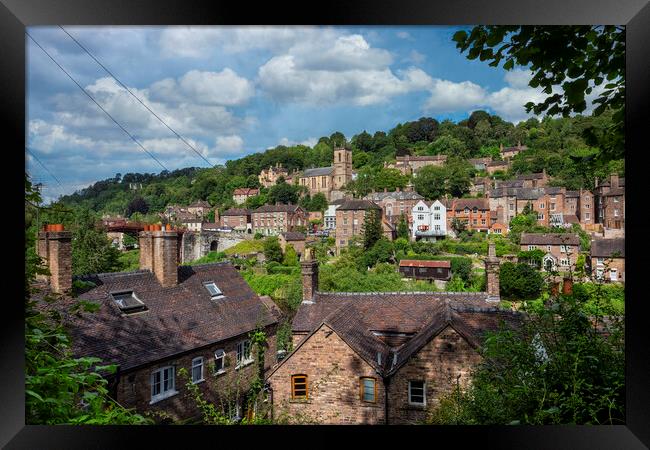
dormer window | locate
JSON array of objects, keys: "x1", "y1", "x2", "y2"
[
  {"x1": 204, "y1": 282, "x2": 224, "y2": 299},
  {"x1": 111, "y1": 291, "x2": 147, "y2": 314}
]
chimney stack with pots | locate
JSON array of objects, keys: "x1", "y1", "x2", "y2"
[
  {"x1": 610, "y1": 173, "x2": 619, "y2": 189},
  {"x1": 138, "y1": 224, "x2": 179, "y2": 287},
  {"x1": 37, "y1": 224, "x2": 72, "y2": 294},
  {"x1": 484, "y1": 242, "x2": 500, "y2": 302},
  {"x1": 300, "y1": 248, "x2": 318, "y2": 304}
]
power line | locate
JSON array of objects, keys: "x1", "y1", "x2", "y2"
[
  {"x1": 26, "y1": 32, "x2": 169, "y2": 172},
  {"x1": 26, "y1": 147, "x2": 63, "y2": 187},
  {"x1": 59, "y1": 26, "x2": 215, "y2": 168}
]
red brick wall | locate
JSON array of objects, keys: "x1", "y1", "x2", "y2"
[
  {"x1": 387, "y1": 326, "x2": 481, "y2": 424},
  {"x1": 268, "y1": 325, "x2": 385, "y2": 424},
  {"x1": 115, "y1": 324, "x2": 277, "y2": 422}
]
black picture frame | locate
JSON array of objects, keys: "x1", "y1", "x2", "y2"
[{"x1": 4, "y1": 0, "x2": 649, "y2": 448}]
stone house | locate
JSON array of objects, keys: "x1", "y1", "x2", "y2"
[
  {"x1": 517, "y1": 170, "x2": 548, "y2": 188},
  {"x1": 232, "y1": 188, "x2": 259, "y2": 205},
  {"x1": 34, "y1": 226, "x2": 281, "y2": 422},
  {"x1": 259, "y1": 163, "x2": 290, "y2": 188},
  {"x1": 499, "y1": 142, "x2": 527, "y2": 160},
  {"x1": 468, "y1": 157, "x2": 492, "y2": 171},
  {"x1": 411, "y1": 200, "x2": 447, "y2": 241},
  {"x1": 220, "y1": 208, "x2": 252, "y2": 233},
  {"x1": 486, "y1": 160, "x2": 510, "y2": 175},
  {"x1": 334, "y1": 199, "x2": 382, "y2": 253},
  {"x1": 297, "y1": 148, "x2": 353, "y2": 201},
  {"x1": 590, "y1": 238, "x2": 625, "y2": 283},
  {"x1": 187, "y1": 200, "x2": 212, "y2": 218},
  {"x1": 279, "y1": 231, "x2": 306, "y2": 259},
  {"x1": 386, "y1": 154, "x2": 447, "y2": 177},
  {"x1": 519, "y1": 233, "x2": 581, "y2": 272},
  {"x1": 594, "y1": 174, "x2": 625, "y2": 230},
  {"x1": 364, "y1": 187, "x2": 424, "y2": 227},
  {"x1": 265, "y1": 244, "x2": 520, "y2": 424},
  {"x1": 445, "y1": 198, "x2": 491, "y2": 233},
  {"x1": 252, "y1": 204, "x2": 307, "y2": 236}
]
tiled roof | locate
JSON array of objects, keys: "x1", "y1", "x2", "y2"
[
  {"x1": 591, "y1": 238, "x2": 625, "y2": 258},
  {"x1": 563, "y1": 214, "x2": 579, "y2": 224},
  {"x1": 280, "y1": 231, "x2": 306, "y2": 241},
  {"x1": 565, "y1": 190, "x2": 580, "y2": 198},
  {"x1": 517, "y1": 172, "x2": 545, "y2": 180},
  {"x1": 254, "y1": 204, "x2": 304, "y2": 213},
  {"x1": 337, "y1": 199, "x2": 382, "y2": 211},
  {"x1": 222, "y1": 208, "x2": 251, "y2": 216},
  {"x1": 487, "y1": 160, "x2": 509, "y2": 167},
  {"x1": 48, "y1": 263, "x2": 280, "y2": 372},
  {"x1": 364, "y1": 191, "x2": 424, "y2": 201},
  {"x1": 233, "y1": 188, "x2": 259, "y2": 196},
  {"x1": 329, "y1": 198, "x2": 348, "y2": 206},
  {"x1": 399, "y1": 260, "x2": 451, "y2": 268},
  {"x1": 397, "y1": 155, "x2": 447, "y2": 162},
  {"x1": 188, "y1": 200, "x2": 211, "y2": 208},
  {"x1": 302, "y1": 166, "x2": 333, "y2": 177},
  {"x1": 451, "y1": 198, "x2": 489, "y2": 211},
  {"x1": 602, "y1": 188, "x2": 625, "y2": 197},
  {"x1": 520, "y1": 233, "x2": 580, "y2": 246},
  {"x1": 287, "y1": 292, "x2": 522, "y2": 377}
]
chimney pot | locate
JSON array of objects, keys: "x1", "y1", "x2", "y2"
[{"x1": 38, "y1": 229, "x2": 73, "y2": 294}]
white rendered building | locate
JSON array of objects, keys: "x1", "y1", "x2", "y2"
[{"x1": 411, "y1": 200, "x2": 447, "y2": 241}]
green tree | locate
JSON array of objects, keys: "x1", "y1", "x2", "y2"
[
  {"x1": 396, "y1": 214, "x2": 410, "y2": 240},
  {"x1": 263, "y1": 237, "x2": 283, "y2": 264},
  {"x1": 452, "y1": 26, "x2": 624, "y2": 162},
  {"x1": 268, "y1": 180, "x2": 300, "y2": 205},
  {"x1": 499, "y1": 262, "x2": 544, "y2": 300},
  {"x1": 362, "y1": 209, "x2": 383, "y2": 250},
  {"x1": 72, "y1": 210, "x2": 122, "y2": 276},
  {"x1": 283, "y1": 244, "x2": 299, "y2": 267},
  {"x1": 413, "y1": 165, "x2": 447, "y2": 200}
]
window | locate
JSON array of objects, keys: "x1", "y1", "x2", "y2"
[
  {"x1": 539, "y1": 203, "x2": 545, "y2": 209},
  {"x1": 408, "y1": 380, "x2": 426, "y2": 406},
  {"x1": 610, "y1": 268, "x2": 618, "y2": 281},
  {"x1": 236, "y1": 340, "x2": 253, "y2": 367},
  {"x1": 360, "y1": 377, "x2": 377, "y2": 403},
  {"x1": 464, "y1": 207, "x2": 469, "y2": 214},
  {"x1": 547, "y1": 245, "x2": 551, "y2": 252},
  {"x1": 560, "y1": 245, "x2": 566, "y2": 252},
  {"x1": 204, "y1": 282, "x2": 224, "y2": 299},
  {"x1": 291, "y1": 374, "x2": 308, "y2": 399},
  {"x1": 151, "y1": 366, "x2": 176, "y2": 403},
  {"x1": 473, "y1": 207, "x2": 478, "y2": 214},
  {"x1": 417, "y1": 206, "x2": 424, "y2": 211},
  {"x1": 550, "y1": 203, "x2": 556, "y2": 211},
  {"x1": 481, "y1": 219, "x2": 486, "y2": 225},
  {"x1": 585, "y1": 212, "x2": 591, "y2": 220},
  {"x1": 435, "y1": 225, "x2": 441, "y2": 231},
  {"x1": 596, "y1": 258, "x2": 604, "y2": 266},
  {"x1": 111, "y1": 291, "x2": 147, "y2": 314},
  {"x1": 434, "y1": 206, "x2": 440, "y2": 211},
  {"x1": 214, "y1": 349, "x2": 225, "y2": 374},
  {"x1": 528, "y1": 245, "x2": 537, "y2": 251},
  {"x1": 560, "y1": 259, "x2": 570, "y2": 266},
  {"x1": 509, "y1": 204, "x2": 514, "y2": 211},
  {"x1": 434, "y1": 213, "x2": 441, "y2": 221},
  {"x1": 614, "y1": 209, "x2": 619, "y2": 217},
  {"x1": 417, "y1": 214, "x2": 424, "y2": 220},
  {"x1": 191, "y1": 357, "x2": 204, "y2": 383},
  {"x1": 585, "y1": 204, "x2": 591, "y2": 208},
  {"x1": 538, "y1": 213, "x2": 544, "y2": 220},
  {"x1": 472, "y1": 219, "x2": 477, "y2": 225},
  {"x1": 613, "y1": 197, "x2": 619, "y2": 203}
]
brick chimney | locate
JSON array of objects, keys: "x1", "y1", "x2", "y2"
[
  {"x1": 139, "y1": 226, "x2": 179, "y2": 287},
  {"x1": 300, "y1": 249, "x2": 318, "y2": 304},
  {"x1": 610, "y1": 173, "x2": 619, "y2": 189},
  {"x1": 37, "y1": 225, "x2": 72, "y2": 294},
  {"x1": 484, "y1": 242, "x2": 500, "y2": 302}
]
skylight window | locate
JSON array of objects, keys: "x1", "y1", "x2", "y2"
[
  {"x1": 204, "y1": 282, "x2": 224, "y2": 299},
  {"x1": 111, "y1": 291, "x2": 147, "y2": 314}
]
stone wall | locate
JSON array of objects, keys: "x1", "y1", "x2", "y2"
[
  {"x1": 387, "y1": 326, "x2": 481, "y2": 424},
  {"x1": 268, "y1": 325, "x2": 386, "y2": 424}
]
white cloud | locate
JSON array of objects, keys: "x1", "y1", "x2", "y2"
[
  {"x1": 396, "y1": 31, "x2": 412, "y2": 40},
  {"x1": 150, "y1": 69, "x2": 254, "y2": 106},
  {"x1": 213, "y1": 135, "x2": 245, "y2": 155},
  {"x1": 275, "y1": 136, "x2": 318, "y2": 148},
  {"x1": 422, "y1": 79, "x2": 487, "y2": 113},
  {"x1": 404, "y1": 49, "x2": 426, "y2": 64}
]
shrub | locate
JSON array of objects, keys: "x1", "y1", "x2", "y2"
[{"x1": 499, "y1": 262, "x2": 544, "y2": 300}]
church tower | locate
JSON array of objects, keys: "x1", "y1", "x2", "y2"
[{"x1": 332, "y1": 147, "x2": 352, "y2": 190}]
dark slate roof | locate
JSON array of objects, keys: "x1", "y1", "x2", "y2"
[
  {"x1": 399, "y1": 260, "x2": 451, "y2": 268},
  {"x1": 596, "y1": 178, "x2": 625, "y2": 188},
  {"x1": 516, "y1": 188, "x2": 546, "y2": 200},
  {"x1": 545, "y1": 186, "x2": 565, "y2": 195},
  {"x1": 337, "y1": 199, "x2": 382, "y2": 211},
  {"x1": 520, "y1": 233, "x2": 580, "y2": 246},
  {"x1": 188, "y1": 200, "x2": 211, "y2": 208},
  {"x1": 281, "y1": 231, "x2": 306, "y2": 241},
  {"x1": 397, "y1": 155, "x2": 447, "y2": 161},
  {"x1": 517, "y1": 172, "x2": 545, "y2": 180},
  {"x1": 302, "y1": 166, "x2": 333, "y2": 177},
  {"x1": 487, "y1": 160, "x2": 509, "y2": 167},
  {"x1": 222, "y1": 208, "x2": 251, "y2": 216},
  {"x1": 329, "y1": 198, "x2": 348, "y2": 206},
  {"x1": 591, "y1": 238, "x2": 625, "y2": 258},
  {"x1": 254, "y1": 204, "x2": 304, "y2": 213},
  {"x1": 565, "y1": 190, "x2": 580, "y2": 198},
  {"x1": 563, "y1": 214, "x2": 580, "y2": 224},
  {"x1": 50, "y1": 263, "x2": 280, "y2": 372},
  {"x1": 602, "y1": 187, "x2": 625, "y2": 197},
  {"x1": 287, "y1": 292, "x2": 522, "y2": 377},
  {"x1": 364, "y1": 191, "x2": 424, "y2": 201}
]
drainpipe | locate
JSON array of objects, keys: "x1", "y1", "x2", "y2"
[{"x1": 384, "y1": 376, "x2": 390, "y2": 425}]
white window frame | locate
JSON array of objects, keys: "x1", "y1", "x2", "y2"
[
  {"x1": 610, "y1": 268, "x2": 618, "y2": 281},
  {"x1": 528, "y1": 245, "x2": 537, "y2": 251},
  {"x1": 408, "y1": 380, "x2": 426, "y2": 406},
  {"x1": 236, "y1": 339, "x2": 254, "y2": 368},
  {"x1": 214, "y1": 349, "x2": 226, "y2": 374},
  {"x1": 191, "y1": 357, "x2": 204, "y2": 384},
  {"x1": 150, "y1": 366, "x2": 177, "y2": 404}
]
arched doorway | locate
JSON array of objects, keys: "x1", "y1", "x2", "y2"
[
  {"x1": 543, "y1": 254, "x2": 555, "y2": 272},
  {"x1": 210, "y1": 240, "x2": 219, "y2": 251}
]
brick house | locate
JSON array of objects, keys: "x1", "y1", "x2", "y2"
[
  {"x1": 486, "y1": 160, "x2": 510, "y2": 175},
  {"x1": 324, "y1": 198, "x2": 347, "y2": 231},
  {"x1": 35, "y1": 226, "x2": 281, "y2": 422},
  {"x1": 279, "y1": 231, "x2": 306, "y2": 259},
  {"x1": 220, "y1": 208, "x2": 252, "y2": 233},
  {"x1": 385, "y1": 154, "x2": 447, "y2": 176},
  {"x1": 364, "y1": 188, "x2": 424, "y2": 227},
  {"x1": 334, "y1": 199, "x2": 383, "y2": 253},
  {"x1": 187, "y1": 200, "x2": 212, "y2": 218},
  {"x1": 519, "y1": 233, "x2": 581, "y2": 272},
  {"x1": 594, "y1": 174, "x2": 625, "y2": 230},
  {"x1": 499, "y1": 142, "x2": 527, "y2": 160},
  {"x1": 446, "y1": 198, "x2": 491, "y2": 233},
  {"x1": 232, "y1": 188, "x2": 259, "y2": 205},
  {"x1": 590, "y1": 238, "x2": 625, "y2": 283},
  {"x1": 258, "y1": 163, "x2": 290, "y2": 188},
  {"x1": 252, "y1": 204, "x2": 307, "y2": 236},
  {"x1": 266, "y1": 244, "x2": 520, "y2": 424}
]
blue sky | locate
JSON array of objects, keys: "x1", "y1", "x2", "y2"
[{"x1": 26, "y1": 26, "x2": 591, "y2": 203}]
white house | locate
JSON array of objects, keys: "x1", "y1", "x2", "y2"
[
  {"x1": 324, "y1": 198, "x2": 346, "y2": 230},
  {"x1": 411, "y1": 200, "x2": 447, "y2": 241}
]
